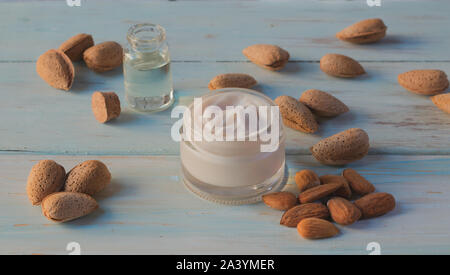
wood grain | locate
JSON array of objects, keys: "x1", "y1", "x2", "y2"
[
  {"x1": 0, "y1": 0, "x2": 449, "y2": 62},
  {"x1": 1, "y1": 154, "x2": 449, "y2": 255},
  {"x1": 1, "y1": 61, "x2": 449, "y2": 155}
]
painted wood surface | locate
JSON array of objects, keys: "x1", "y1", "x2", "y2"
[
  {"x1": 0, "y1": 0, "x2": 449, "y2": 255},
  {"x1": 2, "y1": 154, "x2": 450, "y2": 255},
  {"x1": 1, "y1": 0, "x2": 450, "y2": 62},
  {"x1": 1, "y1": 61, "x2": 449, "y2": 155}
]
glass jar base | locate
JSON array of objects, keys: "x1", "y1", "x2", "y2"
[
  {"x1": 181, "y1": 161, "x2": 287, "y2": 205},
  {"x1": 126, "y1": 90, "x2": 174, "y2": 113}
]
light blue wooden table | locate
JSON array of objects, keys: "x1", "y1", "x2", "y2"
[{"x1": 1, "y1": 0, "x2": 449, "y2": 255}]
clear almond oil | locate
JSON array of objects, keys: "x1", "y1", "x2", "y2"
[{"x1": 124, "y1": 23, "x2": 174, "y2": 112}]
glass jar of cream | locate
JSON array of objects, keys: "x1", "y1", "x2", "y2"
[
  {"x1": 180, "y1": 88, "x2": 286, "y2": 204},
  {"x1": 124, "y1": 23, "x2": 174, "y2": 112}
]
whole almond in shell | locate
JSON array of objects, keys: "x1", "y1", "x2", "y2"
[
  {"x1": 41, "y1": 192, "x2": 98, "y2": 223},
  {"x1": 398, "y1": 70, "x2": 448, "y2": 95},
  {"x1": 92, "y1": 91, "x2": 121, "y2": 123},
  {"x1": 242, "y1": 44, "x2": 290, "y2": 71},
  {"x1": 342, "y1": 168, "x2": 375, "y2": 195},
  {"x1": 26, "y1": 160, "x2": 66, "y2": 205},
  {"x1": 320, "y1": 175, "x2": 352, "y2": 199},
  {"x1": 297, "y1": 218, "x2": 339, "y2": 240},
  {"x1": 36, "y1": 49, "x2": 74, "y2": 91},
  {"x1": 295, "y1": 169, "x2": 320, "y2": 192},
  {"x1": 280, "y1": 203, "x2": 329, "y2": 227},
  {"x1": 310, "y1": 128, "x2": 370, "y2": 165},
  {"x1": 262, "y1": 192, "x2": 297, "y2": 211},
  {"x1": 431, "y1": 93, "x2": 450, "y2": 114},
  {"x1": 59, "y1": 33, "x2": 94, "y2": 61},
  {"x1": 208, "y1": 73, "x2": 257, "y2": 90},
  {"x1": 64, "y1": 160, "x2": 111, "y2": 195},
  {"x1": 274, "y1": 95, "x2": 318, "y2": 133},
  {"x1": 299, "y1": 89, "x2": 349, "y2": 117},
  {"x1": 320, "y1": 53, "x2": 365, "y2": 78},
  {"x1": 83, "y1": 41, "x2": 123, "y2": 72},
  {"x1": 354, "y1": 192, "x2": 396, "y2": 219},
  {"x1": 327, "y1": 197, "x2": 361, "y2": 225},
  {"x1": 336, "y1": 18, "x2": 387, "y2": 44},
  {"x1": 298, "y1": 183, "x2": 343, "y2": 204}
]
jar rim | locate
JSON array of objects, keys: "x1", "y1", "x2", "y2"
[
  {"x1": 127, "y1": 23, "x2": 166, "y2": 45},
  {"x1": 183, "y1": 88, "x2": 284, "y2": 143}
]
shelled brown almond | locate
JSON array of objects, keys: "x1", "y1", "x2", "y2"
[
  {"x1": 295, "y1": 170, "x2": 320, "y2": 192},
  {"x1": 280, "y1": 203, "x2": 329, "y2": 227},
  {"x1": 297, "y1": 218, "x2": 340, "y2": 239},
  {"x1": 262, "y1": 192, "x2": 297, "y2": 211}
]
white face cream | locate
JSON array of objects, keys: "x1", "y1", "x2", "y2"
[{"x1": 179, "y1": 88, "x2": 286, "y2": 204}]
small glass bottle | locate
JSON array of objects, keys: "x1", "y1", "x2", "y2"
[{"x1": 124, "y1": 23, "x2": 174, "y2": 112}]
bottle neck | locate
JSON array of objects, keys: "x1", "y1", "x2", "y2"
[{"x1": 127, "y1": 23, "x2": 166, "y2": 52}]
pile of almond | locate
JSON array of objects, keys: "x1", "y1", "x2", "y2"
[
  {"x1": 263, "y1": 169, "x2": 396, "y2": 240},
  {"x1": 26, "y1": 159, "x2": 112, "y2": 222},
  {"x1": 37, "y1": 34, "x2": 123, "y2": 91},
  {"x1": 36, "y1": 33, "x2": 122, "y2": 123}
]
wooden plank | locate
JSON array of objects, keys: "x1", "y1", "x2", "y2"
[
  {"x1": 0, "y1": 61, "x2": 449, "y2": 155},
  {"x1": 1, "y1": 0, "x2": 449, "y2": 62},
  {"x1": 1, "y1": 154, "x2": 449, "y2": 255}
]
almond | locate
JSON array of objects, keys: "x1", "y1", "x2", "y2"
[
  {"x1": 310, "y1": 128, "x2": 370, "y2": 165},
  {"x1": 342, "y1": 168, "x2": 375, "y2": 195},
  {"x1": 319, "y1": 175, "x2": 352, "y2": 199},
  {"x1": 208, "y1": 73, "x2": 257, "y2": 90},
  {"x1": 36, "y1": 49, "x2": 74, "y2": 91},
  {"x1": 297, "y1": 218, "x2": 339, "y2": 239},
  {"x1": 92, "y1": 91, "x2": 121, "y2": 123},
  {"x1": 298, "y1": 183, "x2": 343, "y2": 204},
  {"x1": 26, "y1": 160, "x2": 66, "y2": 205},
  {"x1": 41, "y1": 192, "x2": 98, "y2": 223},
  {"x1": 336, "y1": 18, "x2": 387, "y2": 44},
  {"x1": 299, "y1": 89, "x2": 349, "y2": 117},
  {"x1": 262, "y1": 191, "x2": 297, "y2": 211},
  {"x1": 242, "y1": 44, "x2": 290, "y2": 71},
  {"x1": 320, "y1": 53, "x2": 365, "y2": 78},
  {"x1": 354, "y1": 192, "x2": 396, "y2": 219},
  {"x1": 327, "y1": 197, "x2": 361, "y2": 225},
  {"x1": 64, "y1": 160, "x2": 111, "y2": 195},
  {"x1": 83, "y1": 41, "x2": 123, "y2": 72},
  {"x1": 280, "y1": 203, "x2": 329, "y2": 227},
  {"x1": 295, "y1": 170, "x2": 320, "y2": 192},
  {"x1": 398, "y1": 70, "x2": 449, "y2": 95},
  {"x1": 274, "y1": 95, "x2": 318, "y2": 133},
  {"x1": 431, "y1": 93, "x2": 450, "y2": 114},
  {"x1": 59, "y1": 33, "x2": 94, "y2": 61}
]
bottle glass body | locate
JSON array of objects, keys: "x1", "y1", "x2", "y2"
[{"x1": 124, "y1": 23, "x2": 174, "y2": 112}]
